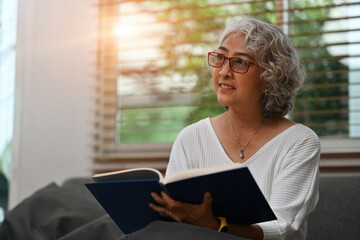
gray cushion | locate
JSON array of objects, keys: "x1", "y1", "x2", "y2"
[{"x1": 307, "y1": 175, "x2": 360, "y2": 240}]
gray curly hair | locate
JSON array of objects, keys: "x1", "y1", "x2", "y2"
[{"x1": 219, "y1": 18, "x2": 305, "y2": 119}]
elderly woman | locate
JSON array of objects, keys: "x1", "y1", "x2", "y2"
[{"x1": 149, "y1": 18, "x2": 320, "y2": 240}]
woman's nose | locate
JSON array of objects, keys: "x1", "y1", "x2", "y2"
[{"x1": 219, "y1": 59, "x2": 233, "y2": 77}]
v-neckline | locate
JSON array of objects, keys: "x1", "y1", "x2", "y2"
[{"x1": 206, "y1": 117, "x2": 299, "y2": 165}]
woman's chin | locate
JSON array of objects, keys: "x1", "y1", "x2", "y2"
[{"x1": 217, "y1": 96, "x2": 234, "y2": 108}]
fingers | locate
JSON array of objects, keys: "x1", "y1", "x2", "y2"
[
  {"x1": 160, "y1": 191, "x2": 177, "y2": 207},
  {"x1": 149, "y1": 192, "x2": 177, "y2": 219},
  {"x1": 203, "y1": 192, "x2": 213, "y2": 207},
  {"x1": 149, "y1": 191, "x2": 215, "y2": 225},
  {"x1": 151, "y1": 191, "x2": 212, "y2": 211},
  {"x1": 150, "y1": 192, "x2": 166, "y2": 205},
  {"x1": 148, "y1": 202, "x2": 172, "y2": 217},
  {"x1": 151, "y1": 191, "x2": 177, "y2": 209}
]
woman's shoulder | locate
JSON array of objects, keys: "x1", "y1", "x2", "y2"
[
  {"x1": 174, "y1": 117, "x2": 213, "y2": 143},
  {"x1": 179, "y1": 117, "x2": 211, "y2": 133},
  {"x1": 264, "y1": 118, "x2": 320, "y2": 151},
  {"x1": 271, "y1": 123, "x2": 321, "y2": 155},
  {"x1": 271, "y1": 117, "x2": 319, "y2": 139},
  {"x1": 288, "y1": 123, "x2": 320, "y2": 142},
  {"x1": 264, "y1": 117, "x2": 317, "y2": 140},
  {"x1": 178, "y1": 118, "x2": 211, "y2": 137}
]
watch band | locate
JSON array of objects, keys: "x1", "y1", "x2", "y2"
[{"x1": 217, "y1": 217, "x2": 228, "y2": 232}]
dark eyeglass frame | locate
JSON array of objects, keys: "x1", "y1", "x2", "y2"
[{"x1": 207, "y1": 51, "x2": 258, "y2": 74}]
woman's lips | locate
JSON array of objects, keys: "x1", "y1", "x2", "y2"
[{"x1": 219, "y1": 83, "x2": 235, "y2": 92}]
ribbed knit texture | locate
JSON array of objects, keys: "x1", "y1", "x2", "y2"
[{"x1": 166, "y1": 118, "x2": 320, "y2": 240}]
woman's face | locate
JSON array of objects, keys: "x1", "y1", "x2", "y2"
[{"x1": 212, "y1": 33, "x2": 264, "y2": 113}]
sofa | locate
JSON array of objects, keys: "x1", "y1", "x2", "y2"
[
  {"x1": 307, "y1": 174, "x2": 360, "y2": 239},
  {"x1": 0, "y1": 174, "x2": 359, "y2": 240}
]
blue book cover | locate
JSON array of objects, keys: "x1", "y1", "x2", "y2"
[{"x1": 85, "y1": 165, "x2": 276, "y2": 234}]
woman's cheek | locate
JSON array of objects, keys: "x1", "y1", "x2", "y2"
[{"x1": 212, "y1": 70, "x2": 219, "y2": 92}]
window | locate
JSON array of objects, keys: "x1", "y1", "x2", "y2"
[
  {"x1": 0, "y1": 0, "x2": 17, "y2": 217},
  {"x1": 95, "y1": 0, "x2": 360, "y2": 170}
]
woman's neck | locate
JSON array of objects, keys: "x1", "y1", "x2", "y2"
[{"x1": 227, "y1": 107, "x2": 264, "y2": 131}]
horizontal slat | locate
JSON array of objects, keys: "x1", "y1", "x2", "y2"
[
  {"x1": 113, "y1": 128, "x2": 185, "y2": 135},
  {"x1": 91, "y1": 151, "x2": 360, "y2": 176},
  {"x1": 99, "y1": 124, "x2": 360, "y2": 137},
  {"x1": 102, "y1": 124, "x2": 360, "y2": 140},
  {"x1": 93, "y1": 142, "x2": 173, "y2": 156},
  {"x1": 109, "y1": 80, "x2": 360, "y2": 105},
  {"x1": 307, "y1": 82, "x2": 360, "y2": 89},
  {"x1": 98, "y1": 15, "x2": 360, "y2": 43},
  {"x1": 107, "y1": 40, "x2": 360, "y2": 59},
  {"x1": 93, "y1": 132, "x2": 116, "y2": 141},
  {"x1": 99, "y1": 96, "x2": 357, "y2": 112},
  {"x1": 98, "y1": 0, "x2": 272, "y2": 7},
  {"x1": 319, "y1": 152, "x2": 360, "y2": 174},
  {"x1": 114, "y1": 72, "x2": 360, "y2": 91},
  {"x1": 94, "y1": 107, "x2": 360, "y2": 126},
  {"x1": 118, "y1": 0, "x2": 275, "y2": 16},
  {"x1": 94, "y1": 128, "x2": 183, "y2": 141},
  {"x1": 296, "y1": 41, "x2": 360, "y2": 50},
  {"x1": 301, "y1": 54, "x2": 360, "y2": 63},
  {"x1": 113, "y1": 1, "x2": 360, "y2": 29},
  {"x1": 290, "y1": 1, "x2": 360, "y2": 13},
  {"x1": 294, "y1": 67, "x2": 360, "y2": 76},
  {"x1": 99, "y1": 1, "x2": 360, "y2": 18},
  {"x1": 95, "y1": 109, "x2": 117, "y2": 118},
  {"x1": 281, "y1": 15, "x2": 360, "y2": 26},
  {"x1": 114, "y1": 1, "x2": 360, "y2": 19},
  {"x1": 290, "y1": 28, "x2": 360, "y2": 38},
  {"x1": 305, "y1": 122, "x2": 360, "y2": 128},
  {"x1": 94, "y1": 88, "x2": 359, "y2": 112},
  {"x1": 296, "y1": 95, "x2": 360, "y2": 102},
  {"x1": 294, "y1": 109, "x2": 360, "y2": 116},
  {"x1": 115, "y1": 63, "x2": 360, "y2": 77},
  {"x1": 95, "y1": 128, "x2": 360, "y2": 146}
]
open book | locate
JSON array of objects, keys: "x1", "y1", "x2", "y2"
[{"x1": 85, "y1": 164, "x2": 276, "y2": 234}]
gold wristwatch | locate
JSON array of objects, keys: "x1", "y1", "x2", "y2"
[{"x1": 217, "y1": 217, "x2": 228, "y2": 232}]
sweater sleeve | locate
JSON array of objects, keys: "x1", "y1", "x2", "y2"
[
  {"x1": 257, "y1": 131, "x2": 320, "y2": 240},
  {"x1": 165, "y1": 127, "x2": 192, "y2": 177}
]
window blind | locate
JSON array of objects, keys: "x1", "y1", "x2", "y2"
[{"x1": 95, "y1": 0, "x2": 360, "y2": 169}]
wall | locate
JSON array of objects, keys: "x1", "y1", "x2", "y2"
[{"x1": 9, "y1": 0, "x2": 97, "y2": 208}]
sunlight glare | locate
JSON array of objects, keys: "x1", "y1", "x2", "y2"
[{"x1": 115, "y1": 23, "x2": 137, "y2": 38}]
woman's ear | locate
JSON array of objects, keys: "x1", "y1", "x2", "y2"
[
  {"x1": 261, "y1": 85, "x2": 268, "y2": 94},
  {"x1": 261, "y1": 81, "x2": 270, "y2": 94}
]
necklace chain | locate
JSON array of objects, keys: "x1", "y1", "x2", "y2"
[{"x1": 227, "y1": 111, "x2": 262, "y2": 159}]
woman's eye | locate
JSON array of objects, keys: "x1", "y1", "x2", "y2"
[
  {"x1": 234, "y1": 58, "x2": 248, "y2": 66},
  {"x1": 217, "y1": 54, "x2": 225, "y2": 60}
]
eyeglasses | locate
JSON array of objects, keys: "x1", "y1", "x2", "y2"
[{"x1": 207, "y1": 52, "x2": 257, "y2": 74}]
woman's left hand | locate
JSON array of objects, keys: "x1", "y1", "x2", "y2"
[{"x1": 149, "y1": 191, "x2": 219, "y2": 230}]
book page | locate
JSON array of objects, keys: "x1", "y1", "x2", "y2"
[
  {"x1": 162, "y1": 163, "x2": 242, "y2": 184},
  {"x1": 93, "y1": 168, "x2": 164, "y2": 182}
]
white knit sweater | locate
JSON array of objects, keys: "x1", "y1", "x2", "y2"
[{"x1": 166, "y1": 118, "x2": 320, "y2": 240}]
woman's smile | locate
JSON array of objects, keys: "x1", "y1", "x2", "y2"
[{"x1": 219, "y1": 83, "x2": 236, "y2": 92}]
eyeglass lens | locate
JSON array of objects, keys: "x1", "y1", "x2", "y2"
[{"x1": 208, "y1": 52, "x2": 250, "y2": 74}]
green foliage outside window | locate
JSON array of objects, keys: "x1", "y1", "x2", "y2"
[{"x1": 118, "y1": 0, "x2": 350, "y2": 143}]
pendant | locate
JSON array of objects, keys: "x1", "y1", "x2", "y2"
[{"x1": 240, "y1": 147, "x2": 244, "y2": 159}]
